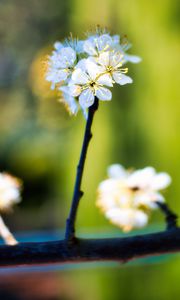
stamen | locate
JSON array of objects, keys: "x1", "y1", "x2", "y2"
[{"x1": 120, "y1": 68, "x2": 128, "y2": 74}]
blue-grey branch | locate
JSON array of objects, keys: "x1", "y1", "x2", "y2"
[{"x1": 0, "y1": 228, "x2": 180, "y2": 268}]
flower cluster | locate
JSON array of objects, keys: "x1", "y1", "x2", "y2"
[
  {"x1": 0, "y1": 173, "x2": 22, "y2": 212},
  {"x1": 46, "y1": 30, "x2": 141, "y2": 117},
  {"x1": 97, "y1": 164, "x2": 171, "y2": 232}
]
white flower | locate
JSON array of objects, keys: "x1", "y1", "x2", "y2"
[
  {"x1": 83, "y1": 34, "x2": 118, "y2": 56},
  {"x1": 70, "y1": 60, "x2": 113, "y2": 109},
  {"x1": 84, "y1": 33, "x2": 141, "y2": 65},
  {"x1": 46, "y1": 45, "x2": 77, "y2": 89},
  {"x1": 0, "y1": 172, "x2": 22, "y2": 245},
  {"x1": 97, "y1": 51, "x2": 133, "y2": 85},
  {"x1": 0, "y1": 173, "x2": 22, "y2": 211},
  {"x1": 97, "y1": 164, "x2": 171, "y2": 231}
]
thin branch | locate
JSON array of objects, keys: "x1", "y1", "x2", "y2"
[
  {"x1": 0, "y1": 228, "x2": 180, "y2": 268},
  {"x1": 156, "y1": 201, "x2": 178, "y2": 230},
  {"x1": 65, "y1": 98, "x2": 99, "y2": 241}
]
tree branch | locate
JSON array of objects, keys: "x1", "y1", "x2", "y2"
[
  {"x1": 65, "y1": 98, "x2": 99, "y2": 241},
  {"x1": 0, "y1": 228, "x2": 180, "y2": 268}
]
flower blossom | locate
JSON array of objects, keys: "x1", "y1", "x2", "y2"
[
  {"x1": 83, "y1": 33, "x2": 141, "y2": 64},
  {"x1": 70, "y1": 61, "x2": 113, "y2": 108},
  {"x1": 0, "y1": 172, "x2": 22, "y2": 245},
  {"x1": 97, "y1": 51, "x2": 133, "y2": 85},
  {"x1": 46, "y1": 46, "x2": 77, "y2": 89},
  {"x1": 83, "y1": 34, "x2": 119, "y2": 57},
  {"x1": 0, "y1": 173, "x2": 21, "y2": 212},
  {"x1": 97, "y1": 164, "x2": 171, "y2": 232},
  {"x1": 45, "y1": 29, "x2": 141, "y2": 118}
]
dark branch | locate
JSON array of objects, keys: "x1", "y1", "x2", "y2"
[
  {"x1": 65, "y1": 98, "x2": 99, "y2": 240},
  {"x1": 0, "y1": 228, "x2": 180, "y2": 268},
  {"x1": 156, "y1": 201, "x2": 178, "y2": 230}
]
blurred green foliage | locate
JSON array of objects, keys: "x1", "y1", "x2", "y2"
[{"x1": 0, "y1": 0, "x2": 180, "y2": 299}]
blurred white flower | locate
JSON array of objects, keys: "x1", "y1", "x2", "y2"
[
  {"x1": 0, "y1": 172, "x2": 22, "y2": 245},
  {"x1": 0, "y1": 215, "x2": 18, "y2": 245},
  {"x1": 97, "y1": 164, "x2": 171, "y2": 231},
  {"x1": 0, "y1": 173, "x2": 21, "y2": 211}
]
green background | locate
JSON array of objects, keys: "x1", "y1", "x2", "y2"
[{"x1": 0, "y1": 0, "x2": 180, "y2": 299}]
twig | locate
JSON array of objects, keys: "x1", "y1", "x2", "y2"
[
  {"x1": 156, "y1": 201, "x2": 178, "y2": 230},
  {"x1": 0, "y1": 228, "x2": 180, "y2": 268},
  {"x1": 65, "y1": 98, "x2": 99, "y2": 241}
]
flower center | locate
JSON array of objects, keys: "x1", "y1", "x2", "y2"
[
  {"x1": 89, "y1": 80, "x2": 96, "y2": 87},
  {"x1": 106, "y1": 66, "x2": 113, "y2": 74},
  {"x1": 130, "y1": 186, "x2": 140, "y2": 192}
]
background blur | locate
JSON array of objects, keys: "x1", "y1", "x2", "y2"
[{"x1": 0, "y1": 0, "x2": 180, "y2": 299}]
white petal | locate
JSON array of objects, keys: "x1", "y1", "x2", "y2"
[
  {"x1": 59, "y1": 47, "x2": 76, "y2": 67},
  {"x1": 62, "y1": 94, "x2": 78, "y2": 115},
  {"x1": 86, "y1": 61, "x2": 102, "y2": 80},
  {"x1": 113, "y1": 72, "x2": 133, "y2": 85},
  {"x1": 72, "y1": 68, "x2": 89, "y2": 84},
  {"x1": 98, "y1": 178, "x2": 119, "y2": 194},
  {"x1": 133, "y1": 210, "x2": 149, "y2": 228},
  {"x1": 154, "y1": 192, "x2": 165, "y2": 203},
  {"x1": 150, "y1": 173, "x2": 171, "y2": 190},
  {"x1": 112, "y1": 35, "x2": 120, "y2": 44},
  {"x1": 109, "y1": 51, "x2": 123, "y2": 68},
  {"x1": 83, "y1": 40, "x2": 97, "y2": 56},
  {"x1": 124, "y1": 54, "x2": 142, "y2": 64},
  {"x1": 97, "y1": 73, "x2": 113, "y2": 87},
  {"x1": 108, "y1": 164, "x2": 127, "y2": 179},
  {"x1": 97, "y1": 180, "x2": 118, "y2": 211},
  {"x1": 105, "y1": 208, "x2": 148, "y2": 230},
  {"x1": 49, "y1": 52, "x2": 66, "y2": 68},
  {"x1": 46, "y1": 68, "x2": 68, "y2": 83},
  {"x1": 134, "y1": 191, "x2": 165, "y2": 209},
  {"x1": 79, "y1": 89, "x2": 95, "y2": 108},
  {"x1": 98, "y1": 52, "x2": 110, "y2": 67},
  {"x1": 59, "y1": 86, "x2": 69, "y2": 94},
  {"x1": 96, "y1": 34, "x2": 112, "y2": 52},
  {"x1": 82, "y1": 107, "x2": 88, "y2": 120},
  {"x1": 76, "y1": 40, "x2": 84, "y2": 53},
  {"x1": 95, "y1": 87, "x2": 112, "y2": 101},
  {"x1": 68, "y1": 85, "x2": 81, "y2": 97},
  {"x1": 54, "y1": 42, "x2": 63, "y2": 51},
  {"x1": 75, "y1": 59, "x2": 88, "y2": 71},
  {"x1": 127, "y1": 167, "x2": 156, "y2": 189},
  {"x1": 57, "y1": 69, "x2": 69, "y2": 81}
]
